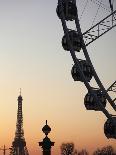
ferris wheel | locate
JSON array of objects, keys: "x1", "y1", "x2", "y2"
[{"x1": 56, "y1": 0, "x2": 116, "y2": 139}]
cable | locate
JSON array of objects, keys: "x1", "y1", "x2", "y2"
[
  {"x1": 79, "y1": 0, "x2": 89, "y2": 21},
  {"x1": 91, "y1": 0, "x2": 111, "y2": 12},
  {"x1": 109, "y1": 0, "x2": 113, "y2": 12},
  {"x1": 91, "y1": 0, "x2": 103, "y2": 26}
]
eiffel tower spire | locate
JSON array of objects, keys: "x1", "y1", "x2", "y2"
[{"x1": 11, "y1": 91, "x2": 29, "y2": 155}]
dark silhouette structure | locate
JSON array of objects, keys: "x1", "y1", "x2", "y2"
[
  {"x1": 56, "y1": 0, "x2": 116, "y2": 139},
  {"x1": 39, "y1": 120, "x2": 54, "y2": 155},
  {"x1": 11, "y1": 91, "x2": 29, "y2": 155},
  {"x1": 93, "y1": 145, "x2": 116, "y2": 155},
  {"x1": 60, "y1": 143, "x2": 74, "y2": 155},
  {"x1": 0, "y1": 145, "x2": 9, "y2": 155}
]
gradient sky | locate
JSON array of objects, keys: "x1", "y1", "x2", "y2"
[{"x1": 0, "y1": 0, "x2": 116, "y2": 155}]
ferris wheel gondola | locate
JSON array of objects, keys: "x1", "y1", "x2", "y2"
[
  {"x1": 84, "y1": 89, "x2": 107, "y2": 111},
  {"x1": 104, "y1": 117, "x2": 116, "y2": 139},
  {"x1": 62, "y1": 30, "x2": 82, "y2": 52},
  {"x1": 71, "y1": 60, "x2": 93, "y2": 82},
  {"x1": 56, "y1": 0, "x2": 77, "y2": 21}
]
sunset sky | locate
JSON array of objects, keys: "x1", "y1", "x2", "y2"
[{"x1": 0, "y1": 0, "x2": 116, "y2": 155}]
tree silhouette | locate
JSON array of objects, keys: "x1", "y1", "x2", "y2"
[
  {"x1": 93, "y1": 145, "x2": 116, "y2": 155},
  {"x1": 61, "y1": 143, "x2": 74, "y2": 155},
  {"x1": 60, "y1": 143, "x2": 88, "y2": 155}
]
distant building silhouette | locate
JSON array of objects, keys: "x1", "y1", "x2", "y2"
[
  {"x1": 10, "y1": 91, "x2": 29, "y2": 155},
  {"x1": 39, "y1": 120, "x2": 54, "y2": 155},
  {"x1": 0, "y1": 145, "x2": 9, "y2": 155}
]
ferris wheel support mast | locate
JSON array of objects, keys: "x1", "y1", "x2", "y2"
[{"x1": 83, "y1": 10, "x2": 116, "y2": 46}]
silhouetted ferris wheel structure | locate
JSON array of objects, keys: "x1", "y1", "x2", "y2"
[{"x1": 56, "y1": 0, "x2": 116, "y2": 139}]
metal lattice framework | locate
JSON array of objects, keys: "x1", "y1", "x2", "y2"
[
  {"x1": 11, "y1": 94, "x2": 29, "y2": 155},
  {"x1": 56, "y1": 0, "x2": 116, "y2": 138},
  {"x1": 107, "y1": 81, "x2": 116, "y2": 93},
  {"x1": 83, "y1": 10, "x2": 116, "y2": 46},
  {"x1": 107, "y1": 81, "x2": 116, "y2": 103}
]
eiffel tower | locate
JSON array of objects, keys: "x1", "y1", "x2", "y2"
[{"x1": 10, "y1": 91, "x2": 29, "y2": 155}]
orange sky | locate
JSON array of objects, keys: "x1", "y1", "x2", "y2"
[{"x1": 0, "y1": 0, "x2": 116, "y2": 155}]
